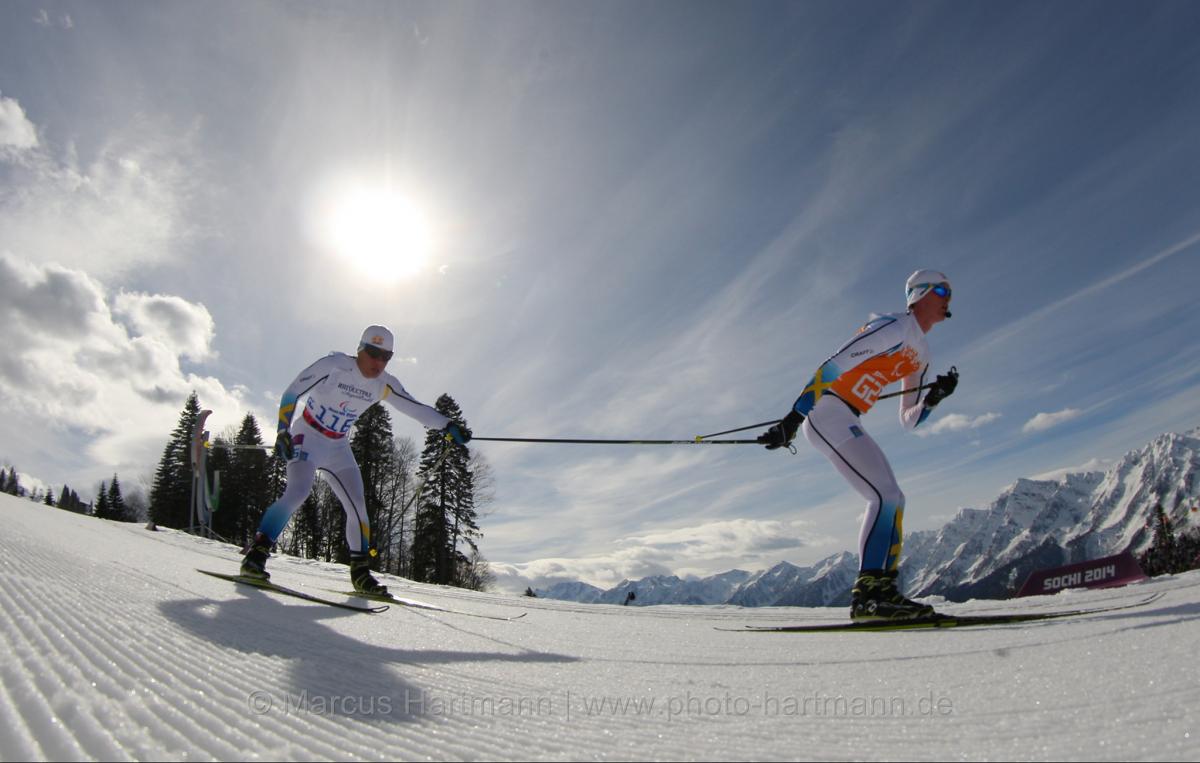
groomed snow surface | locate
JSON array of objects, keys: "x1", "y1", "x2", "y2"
[{"x1": 1, "y1": 493, "x2": 1197, "y2": 762}]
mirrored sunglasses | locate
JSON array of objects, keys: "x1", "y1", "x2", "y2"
[{"x1": 362, "y1": 344, "x2": 393, "y2": 362}]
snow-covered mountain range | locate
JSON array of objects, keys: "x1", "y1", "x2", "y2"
[{"x1": 536, "y1": 427, "x2": 1200, "y2": 606}]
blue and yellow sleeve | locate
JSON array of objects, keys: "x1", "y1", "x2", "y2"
[
  {"x1": 792, "y1": 361, "x2": 842, "y2": 416},
  {"x1": 277, "y1": 392, "x2": 298, "y2": 433}
]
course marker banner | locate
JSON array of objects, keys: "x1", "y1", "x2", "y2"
[{"x1": 1017, "y1": 551, "x2": 1148, "y2": 597}]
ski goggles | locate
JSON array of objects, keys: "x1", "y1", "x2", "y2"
[
  {"x1": 361, "y1": 344, "x2": 394, "y2": 362},
  {"x1": 910, "y1": 282, "x2": 951, "y2": 300}
]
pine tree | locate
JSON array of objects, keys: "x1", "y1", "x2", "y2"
[
  {"x1": 315, "y1": 479, "x2": 344, "y2": 563},
  {"x1": 107, "y1": 475, "x2": 127, "y2": 521},
  {"x1": 3, "y1": 467, "x2": 20, "y2": 496},
  {"x1": 211, "y1": 415, "x2": 271, "y2": 546},
  {"x1": 149, "y1": 392, "x2": 202, "y2": 529},
  {"x1": 94, "y1": 480, "x2": 112, "y2": 519},
  {"x1": 1140, "y1": 504, "x2": 1183, "y2": 576},
  {"x1": 350, "y1": 404, "x2": 395, "y2": 565},
  {"x1": 286, "y1": 490, "x2": 325, "y2": 560},
  {"x1": 411, "y1": 394, "x2": 479, "y2": 586},
  {"x1": 43, "y1": 489, "x2": 54, "y2": 507}
]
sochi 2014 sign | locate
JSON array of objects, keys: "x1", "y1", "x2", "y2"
[{"x1": 1017, "y1": 551, "x2": 1148, "y2": 597}]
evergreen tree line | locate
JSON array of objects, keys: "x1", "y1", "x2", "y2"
[
  {"x1": 147, "y1": 392, "x2": 494, "y2": 590},
  {"x1": 1137, "y1": 504, "x2": 1200, "y2": 577},
  {"x1": 0, "y1": 464, "x2": 127, "y2": 517}
]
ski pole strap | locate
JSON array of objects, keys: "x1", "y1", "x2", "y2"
[{"x1": 472, "y1": 436, "x2": 760, "y2": 445}]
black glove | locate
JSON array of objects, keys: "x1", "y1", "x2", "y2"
[
  {"x1": 758, "y1": 410, "x2": 804, "y2": 450},
  {"x1": 444, "y1": 421, "x2": 472, "y2": 445},
  {"x1": 923, "y1": 367, "x2": 959, "y2": 408},
  {"x1": 275, "y1": 430, "x2": 295, "y2": 461}
]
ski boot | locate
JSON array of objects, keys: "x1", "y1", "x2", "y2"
[
  {"x1": 849, "y1": 569, "x2": 936, "y2": 621},
  {"x1": 350, "y1": 557, "x2": 388, "y2": 597},
  {"x1": 240, "y1": 532, "x2": 272, "y2": 581}
]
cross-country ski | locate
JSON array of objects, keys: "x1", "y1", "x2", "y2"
[
  {"x1": 197, "y1": 569, "x2": 390, "y2": 614},
  {"x1": 717, "y1": 592, "x2": 1165, "y2": 633}
]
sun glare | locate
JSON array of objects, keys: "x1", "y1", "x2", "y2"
[{"x1": 325, "y1": 189, "x2": 432, "y2": 283}]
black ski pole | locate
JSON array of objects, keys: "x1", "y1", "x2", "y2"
[
  {"x1": 695, "y1": 420, "x2": 781, "y2": 441},
  {"x1": 875, "y1": 381, "x2": 937, "y2": 401}
]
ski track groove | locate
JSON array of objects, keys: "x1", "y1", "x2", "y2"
[
  {"x1": 146, "y1": 588, "x2": 409, "y2": 761},
  {"x1": 117, "y1": 552, "x2": 417, "y2": 756},
  {"x1": 3, "y1": 540, "x2": 300, "y2": 760},
  {"x1": 4, "y1": 549, "x2": 393, "y2": 760},
  {"x1": 175, "y1": 572, "x2": 530, "y2": 761},
  {"x1": 5, "y1": 506, "x2": 1197, "y2": 761},
  {"x1": 1, "y1": 577, "x2": 112, "y2": 760},
  {"x1": 1, "y1": 565, "x2": 235, "y2": 760}
]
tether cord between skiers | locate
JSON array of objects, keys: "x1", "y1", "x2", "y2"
[
  {"x1": 471, "y1": 382, "x2": 941, "y2": 447},
  {"x1": 471, "y1": 437, "x2": 760, "y2": 445}
]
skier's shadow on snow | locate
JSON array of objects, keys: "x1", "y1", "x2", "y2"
[{"x1": 161, "y1": 590, "x2": 576, "y2": 724}]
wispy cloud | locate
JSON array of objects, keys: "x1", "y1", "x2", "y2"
[
  {"x1": 32, "y1": 9, "x2": 73, "y2": 29},
  {"x1": 0, "y1": 94, "x2": 204, "y2": 277},
  {"x1": 916, "y1": 412, "x2": 1001, "y2": 437},
  {"x1": 1023, "y1": 408, "x2": 1083, "y2": 434},
  {"x1": 1031, "y1": 458, "x2": 1116, "y2": 482},
  {"x1": 975, "y1": 230, "x2": 1200, "y2": 353}
]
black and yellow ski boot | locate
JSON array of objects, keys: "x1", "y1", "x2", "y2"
[
  {"x1": 240, "y1": 532, "x2": 272, "y2": 581},
  {"x1": 850, "y1": 569, "x2": 936, "y2": 621},
  {"x1": 350, "y1": 556, "x2": 388, "y2": 597}
]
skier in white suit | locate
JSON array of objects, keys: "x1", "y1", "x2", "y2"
[
  {"x1": 758, "y1": 270, "x2": 958, "y2": 620},
  {"x1": 240, "y1": 325, "x2": 469, "y2": 595}
]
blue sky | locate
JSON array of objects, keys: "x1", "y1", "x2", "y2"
[{"x1": 2, "y1": 1, "x2": 1199, "y2": 592}]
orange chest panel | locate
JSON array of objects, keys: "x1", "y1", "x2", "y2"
[{"x1": 829, "y1": 347, "x2": 923, "y2": 412}]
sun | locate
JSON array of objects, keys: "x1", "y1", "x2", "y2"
[{"x1": 324, "y1": 189, "x2": 432, "y2": 283}]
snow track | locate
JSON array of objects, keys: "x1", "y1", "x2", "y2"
[{"x1": 1, "y1": 494, "x2": 1197, "y2": 761}]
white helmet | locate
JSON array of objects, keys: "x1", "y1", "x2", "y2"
[
  {"x1": 905, "y1": 269, "x2": 951, "y2": 309},
  {"x1": 359, "y1": 325, "x2": 394, "y2": 353}
]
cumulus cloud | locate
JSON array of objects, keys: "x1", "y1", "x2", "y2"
[
  {"x1": 0, "y1": 253, "x2": 254, "y2": 479},
  {"x1": 1022, "y1": 408, "x2": 1083, "y2": 434},
  {"x1": 490, "y1": 517, "x2": 816, "y2": 593},
  {"x1": 0, "y1": 92, "x2": 39, "y2": 151},
  {"x1": 916, "y1": 412, "x2": 1001, "y2": 437},
  {"x1": 113, "y1": 292, "x2": 216, "y2": 363}
]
